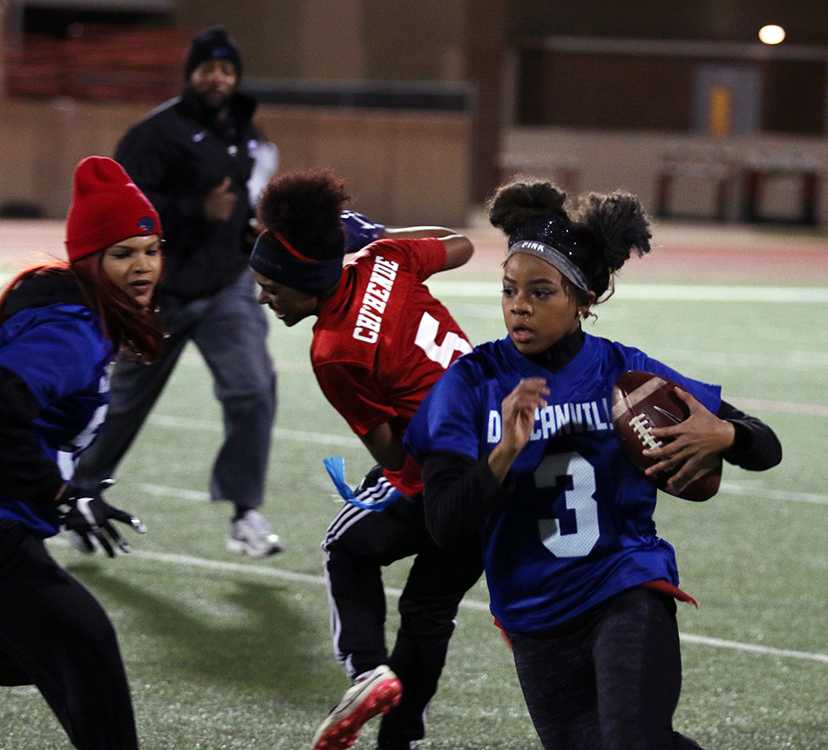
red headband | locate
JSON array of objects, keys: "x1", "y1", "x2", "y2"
[{"x1": 271, "y1": 229, "x2": 316, "y2": 265}]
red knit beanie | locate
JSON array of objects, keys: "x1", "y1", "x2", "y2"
[{"x1": 65, "y1": 156, "x2": 162, "y2": 262}]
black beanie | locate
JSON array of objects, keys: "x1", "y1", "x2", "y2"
[{"x1": 184, "y1": 26, "x2": 242, "y2": 79}]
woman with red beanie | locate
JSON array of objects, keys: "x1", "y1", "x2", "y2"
[{"x1": 0, "y1": 155, "x2": 164, "y2": 749}]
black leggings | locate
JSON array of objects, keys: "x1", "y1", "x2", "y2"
[
  {"x1": 0, "y1": 521, "x2": 139, "y2": 750},
  {"x1": 509, "y1": 587, "x2": 703, "y2": 750}
]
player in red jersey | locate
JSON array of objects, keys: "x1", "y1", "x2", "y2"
[{"x1": 250, "y1": 169, "x2": 482, "y2": 750}]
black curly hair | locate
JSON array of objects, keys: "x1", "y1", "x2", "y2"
[
  {"x1": 257, "y1": 169, "x2": 349, "y2": 261},
  {"x1": 488, "y1": 179, "x2": 652, "y2": 304}
]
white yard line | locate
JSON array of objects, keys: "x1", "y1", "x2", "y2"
[
  {"x1": 52, "y1": 543, "x2": 828, "y2": 666},
  {"x1": 677, "y1": 633, "x2": 828, "y2": 663},
  {"x1": 427, "y1": 281, "x2": 828, "y2": 304},
  {"x1": 2, "y1": 273, "x2": 827, "y2": 303},
  {"x1": 137, "y1": 478, "x2": 828, "y2": 508},
  {"x1": 136, "y1": 483, "x2": 209, "y2": 502},
  {"x1": 653, "y1": 349, "x2": 828, "y2": 370},
  {"x1": 144, "y1": 417, "x2": 828, "y2": 506},
  {"x1": 729, "y1": 397, "x2": 828, "y2": 417},
  {"x1": 718, "y1": 481, "x2": 828, "y2": 506},
  {"x1": 149, "y1": 414, "x2": 361, "y2": 447},
  {"x1": 180, "y1": 349, "x2": 828, "y2": 374}
]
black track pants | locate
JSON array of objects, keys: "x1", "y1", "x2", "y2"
[{"x1": 322, "y1": 499, "x2": 483, "y2": 747}]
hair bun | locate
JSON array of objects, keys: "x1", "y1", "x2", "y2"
[
  {"x1": 577, "y1": 191, "x2": 651, "y2": 272},
  {"x1": 488, "y1": 180, "x2": 567, "y2": 238},
  {"x1": 257, "y1": 168, "x2": 349, "y2": 262}
]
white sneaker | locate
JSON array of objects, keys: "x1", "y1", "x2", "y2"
[
  {"x1": 226, "y1": 510, "x2": 283, "y2": 557},
  {"x1": 311, "y1": 665, "x2": 402, "y2": 750}
]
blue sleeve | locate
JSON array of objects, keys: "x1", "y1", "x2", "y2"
[
  {"x1": 0, "y1": 308, "x2": 109, "y2": 408},
  {"x1": 621, "y1": 345, "x2": 722, "y2": 414},
  {"x1": 405, "y1": 360, "x2": 482, "y2": 462},
  {"x1": 341, "y1": 210, "x2": 386, "y2": 253}
]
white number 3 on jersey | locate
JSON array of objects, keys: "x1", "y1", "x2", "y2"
[{"x1": 536, "y1": 452, "x2": 600, "y2": 558}]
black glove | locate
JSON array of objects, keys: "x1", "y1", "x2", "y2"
[{"x1": 58, "y1": 480, "x2": 146, "y2": 558}]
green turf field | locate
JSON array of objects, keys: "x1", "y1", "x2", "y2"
[{"x1": 1, "y1": 223, "x2": 826, "y2": 749}]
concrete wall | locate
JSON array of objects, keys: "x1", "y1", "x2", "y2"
[
  {"x1": 514, "y1": 0, "x2": 828, "y2": 44},
  {"x1": 0, "y1": 99, "x2": 471, "y2": 226},
  {"x1": 501, "y1": 127, "x2": 828, "y2": 225},
  {"x1": 174, "y1": 0, "x2": 467, "y2": 82},
  {"x1": 515, "y1": 47, "x2": 827, "y2": 136}
]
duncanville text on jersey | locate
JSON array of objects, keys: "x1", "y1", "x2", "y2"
[{"x1": 486, "y1": 398, "x2": 614, "y2": 443}]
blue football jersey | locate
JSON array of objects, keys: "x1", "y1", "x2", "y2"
[
  {"x1": 0, "y1": 304, "x2": 113, "y2": 537},
  {"x1": 405, "y1": 333, "x2": 721, "y2": 632}
]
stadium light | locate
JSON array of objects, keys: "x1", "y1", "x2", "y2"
[{"x1": 758, "y1": 24, "x2": 786, "y2": 45}]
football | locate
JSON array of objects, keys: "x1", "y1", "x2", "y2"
[{"x1": 611, "y1": 370, "x2": 721, "y2": 501}]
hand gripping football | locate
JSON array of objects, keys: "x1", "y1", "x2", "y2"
[{"x1": 611, "y1": 370, "x2": 721, "y2": 501}]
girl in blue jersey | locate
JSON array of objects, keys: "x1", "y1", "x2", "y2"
[
  {"x1": 405, "y1": 180, "x2": 782, "y2": 750},
  {"x1": 0, "y1": 156, "x2": 163, "y2": 749}
]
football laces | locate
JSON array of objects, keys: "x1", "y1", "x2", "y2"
[{"x1": 628, "y1": 413, "x2": 662, "y2": 450}]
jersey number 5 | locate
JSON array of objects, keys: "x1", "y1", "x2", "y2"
[
  {"x1": 415, "y1": 312, "x2": 472, "y2": 369},
  {"x1": 535, "y1": 452, "x2": 599, "y2": 558}
]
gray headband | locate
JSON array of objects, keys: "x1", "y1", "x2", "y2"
[{"x1": 507, "y1": 240, "x2": 590, "y2": 293}]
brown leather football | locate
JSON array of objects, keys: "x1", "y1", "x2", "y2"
[{"x1": 611, "y1": 370, "x2": 721, "y2": 502}]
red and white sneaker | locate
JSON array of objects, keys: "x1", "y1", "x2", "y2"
[{"x1": 311, "y1": 665, "x2": 402, "y2": 750}]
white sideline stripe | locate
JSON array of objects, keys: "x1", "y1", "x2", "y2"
[
  {"x1": 729, "y1": 397, "x2": 828, "y2": 417},
  {"x1": 428, "y1": 281, "x2": 828, "y2": 304},
  {"x1": 661, "y1": 348, "x2": 828, "y2": 370},
  {"x1": 144, "y1": 416, "x2": 828, "y2": 507},
  {"x1": 678, "y1": 633, "x2": 828, "y2": 663},
  {"x1": 135, "y1": 475, "x2": 828, "y2": 511},
  {"x1": 719, "y1": 481, "x2": 828, "y2": 505},
  {"x1": 138, "y1": 482, "x2": 209, "y2": 501},
  {"x1": 151, "y1": 394, "x2": 828, "y2": 447},
  {"x1": 1, "y1": 273, "x2": 826, "y2": 303},
  {"x1": 268, "y1": 349, "x2": 828, "y2": 374},
  {"x1": 148, "y1": 414, "x2": 360, "y2": 447},
  {"x1": 69, "y1": 546, "x2": 826, "y2": 666},
  {"x1": 275, "y1": 427, "x2": 353, "y2": 447}
]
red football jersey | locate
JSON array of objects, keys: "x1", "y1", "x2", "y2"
[{"x1": 311, "y1": 238, "x2": 471, "y2": 442}]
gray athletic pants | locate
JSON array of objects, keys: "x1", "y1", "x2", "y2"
[{"x1": 75, "y1": 270, "x2": 276, "y2": 513}]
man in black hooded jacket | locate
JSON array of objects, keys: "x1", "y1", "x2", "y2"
[{"x1": 75, "y1": 26, "x2": 281, "y2": 556}]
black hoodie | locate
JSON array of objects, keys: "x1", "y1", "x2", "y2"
[{"x1": 114, "y1": 86, "x2": 261, "y2": 301}]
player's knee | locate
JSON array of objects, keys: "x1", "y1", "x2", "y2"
[
  {"x1": 324, "y1": 532, "x2": 385, "y2": 563},
  {"x1": 67, "y1": 609, "x2": 120, "y2": 662},
  {"x1": 219, "y1": 374, "x2": 275, "y2": 411},
  {"x1": 398, "y1": 599, "x2": 459, "y2": 640}
]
